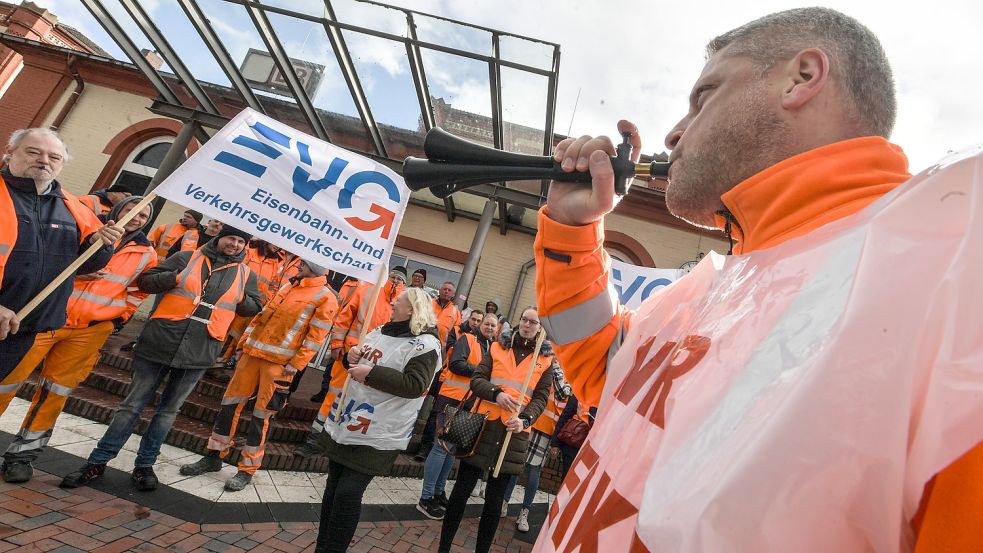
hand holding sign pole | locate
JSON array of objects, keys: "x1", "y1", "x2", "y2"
[
  {"x1": 15, "y1": 193, "x2": 158, "y2": 321},
  {"x1": 492, "y1": 329, "x2": 547, "y2": 478}
]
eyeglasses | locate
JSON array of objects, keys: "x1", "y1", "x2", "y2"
[{"x1": 519, "y1": 317, "x2": 540, "y2": 326}]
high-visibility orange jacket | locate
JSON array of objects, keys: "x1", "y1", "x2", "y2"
[
  {"x1": 151, "y1": 249, "x2": 251, "y2": 341},
  {"x1": 65, "y1": 234, "x2": 158, "y2": 328},
  {"x1": 475, "y1": 341, "x2": 553, "y2": 429},
  {"x1": 240, "y1": 275, "x2": 339, "y2": 371},
  {"x1": 440, "y1": 331, "x2": 483, "y2": 401},
  {"x1": 179, "y1": 229, "x2": 200, "y2": 252},
  {"x1": 148, "y1": 222, "x2": 196, "y2": 258},
  {"x1": 78, "y1": 192, "x2": 112, "y2": 217},
  {"x1": 242, "y1": 245, "x2": 287, "y2": 303},
  {"x1": 328, "y1": 278, "x2": 404, "y2": 351},
  {"x1": 532, "y1": 388, "x2": 567, "y2": 436},
  {"x1": 432, "y1": 298, "x2": 461, "y2": 345},
  {"x1": 535, "y1": 136, "x2": 976, "y2": 551},
  {"x1": 0, "y1": 174, "x2": 112, "y2": 336}
]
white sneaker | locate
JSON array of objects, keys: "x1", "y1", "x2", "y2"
[
  {"x1": 501, "y1": 500, "x2": 509, "y2": 518},
  {"x1": 516, "y1": 507, "x2": 530, "y2": 532},
  {"x1": 471, "y1": 481, "x2": 484, "y2": 498}
]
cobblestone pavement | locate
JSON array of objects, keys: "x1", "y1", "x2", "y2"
[{"x1": 0, "y1": 470, "x2": 535, "y2": 552}]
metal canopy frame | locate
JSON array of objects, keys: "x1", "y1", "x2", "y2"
[{"x1": 80, "y1": 0, "x2": 561, "y2": 227}]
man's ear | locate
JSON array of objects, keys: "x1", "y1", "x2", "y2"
[{"x1": 780, "y1": 48, "x2": 831, "y2": 110}]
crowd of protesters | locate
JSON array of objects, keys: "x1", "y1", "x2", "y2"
[{"x1": 0, "y1": 127, "x2": 590, "y2": 552}]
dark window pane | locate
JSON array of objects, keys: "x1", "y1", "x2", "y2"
[
  {"x1": 133, "y1": 143, "x2": 172, "y2": 168},
  {"x1": 112, "y1": 170, "x2": 152, "y2": 195}
]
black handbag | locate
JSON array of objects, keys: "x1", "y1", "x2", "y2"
[{"x1": 436, "y1": 391, "x2": 487, "y2": 458}]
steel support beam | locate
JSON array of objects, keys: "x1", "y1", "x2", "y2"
[
  {"x1": 176, "y1": 0, "x2": 264, "y2": 113},
  {"x1": 246, "y1": 3, "x2": 330, "y2": 141},
  {"x1": 80, "y1": 0, "x2": 181, "y2": 106},
  {"x1": 143, "y1": 119, "x2": 199, "y2": 229},
  {"x1": 118, "y1": 0, "x2": 219, "y2": 114},
  {"x1": 322, "y1": 0, "x2": 387, "y2": 158},
  {"x1": 455, "y1": 198, "x2": 497, "y2": 309},
  {"x1": 541, "y1": 46, "x2": 561, "y2": 198},
  {"x1": 148, "y1": 100, "x2": 231, "y2": 130}
]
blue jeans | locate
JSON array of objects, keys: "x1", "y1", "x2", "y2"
[
  {"x1": 88, "y1": 357, "x2": 205, "y2": 467},
  {"x1": 421, "y1": 440, "x2": 455, "y2": 500},
  {"x1": 503, "y1": 462, "x2": 543, "y2": 509}
]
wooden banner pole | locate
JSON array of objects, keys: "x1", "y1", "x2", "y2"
[
  {"x1": 332, "y1": 262, "x2": 389, "y2": 423},
  {"x1": 492, "y1": 329, "x2": 546, "y2": 478},
  {"x1": 16, "y1": 192, "x2": 158, "y2": 321}
]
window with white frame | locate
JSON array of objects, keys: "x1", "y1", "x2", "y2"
[{"x1": 109, "y1": 137, "x2": 183, "y2": 195}]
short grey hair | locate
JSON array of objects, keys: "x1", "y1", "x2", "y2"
[
  {"x1": 706, "y1": 7, "x2": 896, "y2": 138},
  {"x1": 4, "y1": 128, "x2": 71, "y2": 163}
]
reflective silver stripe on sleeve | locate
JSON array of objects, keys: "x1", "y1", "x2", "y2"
[
  {"x1": 0, "y1": 243, "x2": 11, "y2": 255},
  {"x1": 302, "y1": 339, "x2": 321, "y2": 351},
  {"x1": 310, "y1": 318, "x2": 332, "y2": 330},
  {"x1": 540, "y1": 286, "x2": 619, "y2": 346},
  {"x1": 277, "y1": 304, "x2": 315, "y2": 350},
  {"x1": 101, "y1": 273, "x2": 130, "y2": 284},
  {"x1": 69, "y1": 291, "x2": 126, "y2": 308},
  {"x1": 0, "y1": 382, "x2": 21, "y2": 394}
]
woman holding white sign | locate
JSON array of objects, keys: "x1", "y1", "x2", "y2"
[{"x1": 312, "y1": 287, "x2": 440, "y2": 553}]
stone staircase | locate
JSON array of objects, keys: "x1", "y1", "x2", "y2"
[{"x1": 14, "y1": 322, "x2": 566, "y2": 491}]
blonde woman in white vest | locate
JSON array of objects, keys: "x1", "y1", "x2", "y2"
[{"x1": 313, "y1": 286, "x2": 440, "y2": 552}]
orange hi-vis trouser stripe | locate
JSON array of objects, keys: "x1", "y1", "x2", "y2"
[
  {"x1": 312, "y1": 356, "x2": 349, "y2": 434},
  {"x1": 207, "y1": 354, "x2": 291, "y2": 474},
  {"x1": 0, "y1": 322, "x2": 114, "y2": 461}
]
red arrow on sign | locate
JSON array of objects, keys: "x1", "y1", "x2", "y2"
[
  {"x1": 347, "y1": 416, "x2": 372, "y2": 434},
  {"x1": 346, "y1": 203, "x2": 396, "y2": 239}
]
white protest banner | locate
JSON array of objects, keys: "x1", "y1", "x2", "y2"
[
  {"x1": 609, "y1": 258, "x2": 684, "y2": 310},
  {"x1": 153, "y1": 108, "x2": 409, "y2": 281}
]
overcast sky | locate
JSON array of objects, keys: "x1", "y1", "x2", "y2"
[{"x1": 38, "y1": 0, "x2": 983, "y2": 174}]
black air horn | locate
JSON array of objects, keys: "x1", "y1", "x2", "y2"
[{"x1": 402, "y1": 128, "x2": 670, "y2": 198}]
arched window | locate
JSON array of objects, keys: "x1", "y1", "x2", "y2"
[{"x1": 109, "y1": 138, "x2": 184, "y2": 195}]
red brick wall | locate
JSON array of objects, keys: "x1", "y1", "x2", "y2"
[{"x1": 0, "y1": 61, "x2": 67, "y2": 142}]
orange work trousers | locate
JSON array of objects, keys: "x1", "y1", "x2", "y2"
[
  {"x1": 312, "y1": 356, "x2": 350, "y2": 435},
  {"x1": 207, "y1": 353, "x2": 292, "y2": 474},
  {"x1": 0, "y1": 322, "x2": 114, "y2": 462}
]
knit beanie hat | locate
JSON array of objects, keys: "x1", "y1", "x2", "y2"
[
  {"x1": 390, "y1": 266, "x2": 408, "y2": 282},
  {"x1": 107, "y1": 195, "x2": 154, "y2": 225},
  {"x1": 184, "y1": 209, "x2": 204, "y2": 223},
  {"x1": 216, "y1": 225, "x2": 252, "y2": 242}
]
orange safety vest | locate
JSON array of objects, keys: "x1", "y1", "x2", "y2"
[
  {"x1": 243, "y1": 246, "x2": 286, "y2": 303},
  {"x1": 532, "y1": 389, "x2": 568, "y2": 436},
  {"x1": 329, "y1": 278, "x2": 403, "y2": 351},
  {"x1": 241, "y1": 275, "x2": 337, "y2": 368},
  {"x1": 151, "y1": 249, "x2": 250, "y2": 341},
  {"x1": 0, "y1": 175, "x2": 103, "y2": 287},
  {"x1": 178, "y1": 229, "x2": 201, "y2": 252},
  {"x1": 78, "y1": 193, "x2": 112, "y2": 217},
  {"x1": 475, "y1": 341, "x2": 553, "y2": 429},
  {"x1": 439, "y1": 331, "x2": 482, "y2": 401},
  {"x1": 432, "y1": 298, "x2": 461, "y2": 345},
  {"x1": 65, "y1": 240, "x2": 158, "y2": 328},
  {"x1": 150, "y1": 223, "x2": 194, "y2": 258}
]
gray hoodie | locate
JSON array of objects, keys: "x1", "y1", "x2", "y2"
[{"x1": 134, "y1": 238, "x2": 261, "y2": 369}]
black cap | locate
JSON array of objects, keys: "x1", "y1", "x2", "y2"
[
  {"x1": 184, "y1": 209, "x2": 204, "y2": 223},
  {"x1": 105, "y1": 182, "x2": 138, "y2": 195},
  {"x1": 216, "y1": 225, "x2": 252, "y2": 242}
]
